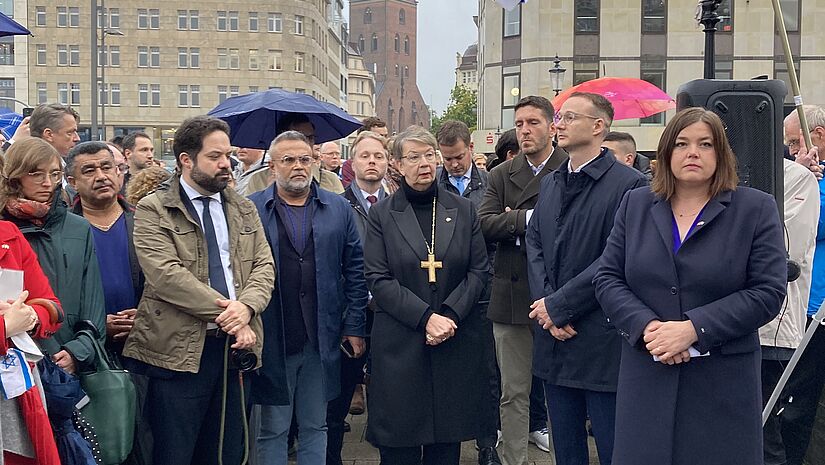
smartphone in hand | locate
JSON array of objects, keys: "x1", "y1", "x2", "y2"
[
  {"x1": 22, "y1": 107, "x2": 33, "y2": 117},
  {"x1": 340, "y1": 339, "x2": 356, "y2": 358}
]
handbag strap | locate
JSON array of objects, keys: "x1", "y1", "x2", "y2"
[{"x1": 76, "y1": 329, "x2": 113, "y2": 372}]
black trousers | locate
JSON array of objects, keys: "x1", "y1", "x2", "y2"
[
  {"x1": 379, "y1": 442, "x2": 461, "y2": 465},
  {"x1": 763, "y1": 358, "x2": 792, "y2": 465},
  {"x1": 326, "y1": 350, "x2": 367, "y2": 465},
  {"x1": 145, "y1": 336, "x2": 250, "y2": 465},
  {"x1": 774, "y1": 317, "x2": 825, "y2": 465}
]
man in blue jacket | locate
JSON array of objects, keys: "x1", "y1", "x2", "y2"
[{"x1": 249, "y1": 130, "x2": 368, "y2": 465}]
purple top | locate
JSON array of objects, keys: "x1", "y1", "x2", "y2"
[{"x1": 671, "y1": 208, "x2": 706, "y2": 254}]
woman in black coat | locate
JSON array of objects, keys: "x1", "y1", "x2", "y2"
[
  {"x1": 364, "y1": 126, "x2": 490, "y2": 465},
  {"x1": 594, "y1": 108, "x2": 787, "y2": 465}
]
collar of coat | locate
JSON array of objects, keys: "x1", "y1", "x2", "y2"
[
  {"x1": 650, "y1": 189, "x2": 733, "y2": 248},
  {"x1": 388, "y1": 181, "x2": 463, "y2": 212},
  {"x1": 159, "y1": 175, "x2": 256, "y2": 222},
  {"x1": 509, "y1": 145, "x2": 568, "y2": 178},
  {"x1": 554, "y1": 146, "x2": 616, "y2": 181}
]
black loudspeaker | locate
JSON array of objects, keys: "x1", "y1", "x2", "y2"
[{"x1": 676, "y1": 79, "x2": 787, "y2": 215}]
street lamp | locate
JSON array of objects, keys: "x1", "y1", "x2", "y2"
[
  {"x1": 549, "y1": 55, "x2": 567, "y2": 96},
  {"x1": 99, "y1": 27, "x2": 123, "y2": 141}
]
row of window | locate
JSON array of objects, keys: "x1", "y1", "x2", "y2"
[
  {"x1": 34, "y1": 7, "x2": 310, "y2": 34},
  {"x1": 357, "y1": 34, "x2": 411, "y2": 55},
  {"x1": 362, "y1": 7, "x2": 405, "y2": 25}
]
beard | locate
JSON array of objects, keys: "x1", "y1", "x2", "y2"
[
  {"x1": 277, "y1": 174, "x2": 312, "y2": 195},
  {"x1": 522, "y1": 134, "x2": 549, "y2": 156},
  {"x1": 191, "y1": 162, "x2": 230, "y2": 193}
]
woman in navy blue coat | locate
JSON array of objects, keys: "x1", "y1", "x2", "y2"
[{"x1": 594, "y1": 108, "x2": 787, "y2": 465}]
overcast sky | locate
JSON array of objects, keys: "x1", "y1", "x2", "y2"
[{"x1": 345, "y1": 0, "x2": 479, "y2": 115}]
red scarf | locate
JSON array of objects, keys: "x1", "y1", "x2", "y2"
[{"x1": 4, "y1": 198, "x2": 51, "y2": 227}]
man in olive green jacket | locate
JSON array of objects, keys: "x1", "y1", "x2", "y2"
[{"x1": 123, "y1": 116, "x2": 275, "y2": 465}]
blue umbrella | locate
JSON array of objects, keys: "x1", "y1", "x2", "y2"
[
  {"x1": 0, "y1": 110, "x2": 23, "y2": 138},
  {"x1": 208, "y1": 88, "x2": 362, "y2": 149},
  {"x1": 0, "y1": 12, "x2": 32, "y2": 37}
]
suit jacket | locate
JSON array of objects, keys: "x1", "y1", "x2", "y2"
[
  {"x1": 478, "y1": 148, "x2": 568, "y2": 324},
  {"x1": 343, "y1": 182, "x2": 387, "y2": 238},
  {"x1": 249, "y1": 183, "x2": 368, "y2": 404},
  {"x1": 593, "y1": 187, "x2": 786, "y2": 465},
  {"x1": 364, "y1": 185, "x2": 490, "y2": 447},
  {"x1": 436, "y1": 164, "x2": 489, "y2": 208}
]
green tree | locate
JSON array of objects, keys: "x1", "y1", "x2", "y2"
[{"x1": 430, "y1": 85, "x2": 477, "y2": 134}]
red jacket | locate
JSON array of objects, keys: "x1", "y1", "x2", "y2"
[{"x1": 0, "y1": 220, "x2": 62, "y2": 353}]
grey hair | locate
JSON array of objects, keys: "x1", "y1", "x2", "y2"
[
  {"x1": 803, "y1": 105, "x2": 825, "y2": 129},
  {"x1": 391, "y1": 126, "x2": 437, "y2": 161},
  {"x1": 65, "y1": 141, "x2": 112, "y2": 176},
  {"x1": 268, "y1": 130, "x2": 311, "y2": 158},
  {"x1": 29, "y1": 103, "x2": 79, "y2": 138}
]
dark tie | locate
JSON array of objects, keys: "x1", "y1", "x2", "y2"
[
  {"x1": 366, "y1": 195, "x2": 378, "y2": 205},
  {"x1": 199, "y1": 196, "x2": 229, "y2": 298}
]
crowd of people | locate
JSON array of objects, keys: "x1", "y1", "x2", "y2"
[{"x1": 0, "y1": 95, "x2": 823, "y2": 465}]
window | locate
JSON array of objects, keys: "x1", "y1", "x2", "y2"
[
  {"x1": 642, "y1": 0, "x2": 666, "y2": 33},
  {"x1": 37, "y1": 82, "x2": 47, "y2": 104},
  {"x1": 178, "y1": 85, "x2": 188, "y2": 107},
  {"x1": 229, "y1": 48, "x2": 239, "y2": 69},
  {"x1": 57, "y1": 7, "x2": 67, "y2": 27},
  {"x1": 399, "y1": 8, "x2": 405, "y2": 24},
  {"x1": 249, "y1": 86, "x2": 258, "y2": 93},
  {"x1": 70, "y1": 83, "x2": 80, "y2": 105},
  {"x1": 573, "y1": 60, "x2": 599, "y2": 85},
  {"x1": 640, "y1": 60, "x2": 666, "y2": 125},
  {"x1": 404, "y1": 66, "x2": 409, "y2": 77},
  {"x1": 69, "y1": 7, "x2": 79, "y2": 27},
  {"x1": 109, "y1": 8, "x2": 119, "y2": 28},
  {"x1": 178, "y1": 47, "x2": 187, "y2": 68},
  {"x1": 364, "y1": 8, "x2": 372, "y2": 24},
  {"x1": 503, "y1": 5, "x2": 520, "y2": 37},
  {"x1": 217, "y1": 48, "x2": 228, "y2": 69},
  {"x1": 110, "y1": 46, "x2": 120, "y2": 67},
  {"x1": 178, "y1": 10, "x2": 187, "y2": 29},
  {"x1": 138, "y1": 84, "x2": 149, "y2": 106},
  {"x1": 294, "y1": 15, "x2": 303, "y2": 35},
  {"x1": 138, "y1": 9, "x2": 148, "y2": 29},
  {"x1": 394, "y1": 64, "x2": 399, "y2": 76},
  {"x1": 0, "y1": 37, "x2": 13, "y2": 65},
  {"x1": 217, "y1": 11, "x2": 227, "y2": 31},
  {"x1": 404, "y1": 36, "x2": 410, "y2": 55},
  {"x1": 191, "y1": 85, "x2": 200, "y2": 107},
  {"x1": 230, "y1": 86, "x2": 239, "y2": 98},
  {"x1": 717, "y1": 0, "x2": 733, "y2": 32},
  {"x1": 502, "y1": 73, "x2": 520, "y2": 108},
  {"x1": 0, "y1": 2, "x2": 10, "y2": 18},
  {"x1": 715, "y1": 58, "x2": 733, "y2": 79},
  {"x1": 138, "y1": 46, "x2": 148, "y2": 67},
  {"x1": 229, "y1": 11, "x2": 239, "y2": 31},
  {"x1": 69, "y1": 45, "x2": 79, "y2": 66},
  {"x1": 99, "y1": 46, "x2": 107, "y2": 66},
  {"x1": 358, "y1": 35, "x2": 365, "y2": 53},
  {"x1": 99, "y1": 82, "x2": 108, "y2": 105},
  {"x1": 294, "y1": 52, "x2": 304, "y2": 72},
  {"x1": 575, "y1": 0, "x2": 599, "y2": 33},
  {"x1": 190, "y1": 48, "x2": 200, "y2": 68},
  {"x1": 58, "y1": 83, "x2": 68, "y2": 105},
  {"x1": 268, "y1": 13, "x2": 282, "y2": 32},
  {"x1": 36, "y1": 44, "x2": 46, "y2": 65},
  {"x1": 36, "y1": 7, "x2": 46, "y2": 26},
  {"x1": 249, "y1": 49, "x2": 259, "y2": 70},
  {"x1": 150, "y1": 47, "x2": 160, "y2": 67},
  {"x1": 780, "y1": 0, "x2": 799, "y2": 32},
  {"x1": 190, "y1": 10, "x2": 199, "y2": 30},
  {"x1": 394, "y1": 34, "x2": 400, "y2": 53},
  {"x1": 149, "y1": 9, "x2": 159, "y2": 29},
  {"x1": 151, "y1": 84, "x2": 160, "y2": 106},
  {"x1": 295, "y1": 88, "x2": 306, "y2": 94},
  {"x1": 269, "y1": 50, "x2": 282, "y2": 70},
  {"x1": 57, "y1": 45, "x2": 68, "y2": 66},
  {"x1": 110, "y1": 84, "x2": 120, "y2": 106},
  {"x1": 371, "y1": 33, "x2": 378, "y2": 51},
  {"x1": 218, "y1": 85, "x2": 228, "y2": 103},
  {"x1": 249, "y1": 12, "x2": 258, "y2": 31}
]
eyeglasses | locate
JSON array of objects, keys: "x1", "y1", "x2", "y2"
[
  {"x1": 277, "y1": 155, "x2": 314, "y2": 166},
  {"x1": 553, "y1": 111, "x2": 601, "y2": 125},
  {"x1": 356, "y1": 151, "x2": 387, "y2": 161},
  {"x1": 27, "y1": 170, "x2": 63, "y2": 184},
  {"x1": 401, "y1": 152, "x2": 438, "y2": 164},
  {"x1": 78, "y1": 162, "x2": 118, "y2": 177}
]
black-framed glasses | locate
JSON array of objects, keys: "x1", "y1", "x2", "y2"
[
  {"x1": 27, "y1": 170, "x2": 63, "y2": 184},
  {"x1": 278, "y1": 155, "x2": 313, "y2": 166},
  {"x1": 553, "y1": 111, "x2": 600, "y2": 125}
]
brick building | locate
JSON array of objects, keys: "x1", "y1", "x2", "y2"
[{"x1": 349, "y1": 0, "x2": 429, "y2": 134}]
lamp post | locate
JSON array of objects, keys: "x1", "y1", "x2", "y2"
[
  {"x1": 699, "y1": 0, "x2": 723, "y2": 79},
  {"x1": 99, "y1": 27, "x2": 123, "y2": 141},
  {"x1": 90, "y1": 0, "x2": 98, "y2": 139},
  {"x1": 549, "y1": 55, "x2": 567, "y2": 96}
]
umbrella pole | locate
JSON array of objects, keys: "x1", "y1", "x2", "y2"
[{"x1": 770, "y1": 0, "x2": 813, "y2": 151}]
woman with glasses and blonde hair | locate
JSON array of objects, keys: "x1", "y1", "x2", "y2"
[
  {"x1": 0, "y1": 138, "x2": 105, "y2": 376},
  {"x1": 594, "y1": 107, "x2": 787, "y2": 465},
  {"x1": 364, "y1": 126, "x2": 490, "y2": 465}
]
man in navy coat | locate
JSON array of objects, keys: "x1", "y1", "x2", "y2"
[
  {"x1": 526, "y1": 92, "x2": 647, "y2": 465},
  {"x1": 249, "y1": 130, "x2": 368, "y2": 465}
]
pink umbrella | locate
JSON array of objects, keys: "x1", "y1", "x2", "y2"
[{"x1": 551, "y1": 77, "x2": 676, "y2": 121}]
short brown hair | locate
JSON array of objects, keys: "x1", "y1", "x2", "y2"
[
  {"x1": 0, "y1": 138, "x2": 61, "y2": 209},
  {"x1": 351, "y1": 131, "x2": 388, "y2": 155},
  {"x1": 436, "y1": 120, "x2": 471, "y2": 147},
  {"x1": 652, "y1": 107, "x2": 738, "y2": 200},
  {"x1": 568, "y1": 92, "x2": 614, "y2": 129},
  {"x1": 514, "y1": 95, "x2": 554, "y2": 123},
  {"x1": 359, "y1": 116, "x2": 387, "y2": 134}
]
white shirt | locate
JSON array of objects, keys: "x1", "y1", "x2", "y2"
[
  {"x1": 527, "y1": 147, "x2": 555, "y2": 176},
  {"x1": 567, "y1": 152, "x2": 601, "y2": 174},
  {"x1": 359, "y1": 187, "x2": 382, "y2": 212},
  {"x1": 180, "y1": 178, "x2": 237, "y2": 316}
]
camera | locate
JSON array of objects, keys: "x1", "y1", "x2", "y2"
[{"x1": 230, "y1": 348, "x2": 257, "y2": 372}]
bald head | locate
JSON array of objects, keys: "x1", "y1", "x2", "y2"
[{"x1": 319, "y1": 141, "x2": 342, "y2": 171}]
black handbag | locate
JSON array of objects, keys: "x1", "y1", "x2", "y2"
[{"x1": 75, "y1": 328, "x2": 137, "y2": 465}]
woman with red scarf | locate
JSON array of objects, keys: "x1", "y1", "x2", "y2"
[{"x1": 0, "y1": 218, "x2": 63, "y2": 465}]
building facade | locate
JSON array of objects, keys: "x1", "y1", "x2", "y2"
[
  {"x1": 455, "y1": 43, "x2": 479, "y2": 90},
  {"x1": 346, "y1": 45, "x2": 376, "y2": 153},
  {"x1": 349, "y1": 0, "x2": 429, "y2": 135},
  {"x1": 476, "y1": 0, "x2": 825, "y2": 153},
  {"x1": 22, "y1": 0, "x2": 347, "y2": 161}
]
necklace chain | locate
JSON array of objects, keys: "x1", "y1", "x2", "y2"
[
  {"x1": 425, "y1": 197, "x2": 436, "y2": 255},
  {"x1": 89, "y1": 209, "x2": 123, "y2": 231}
]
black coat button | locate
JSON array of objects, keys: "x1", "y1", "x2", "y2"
[{"x1": 670, "y1": 287, "x2": 677, "y2": 295}]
